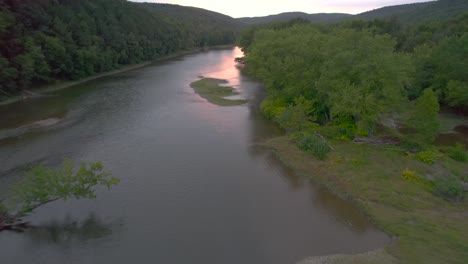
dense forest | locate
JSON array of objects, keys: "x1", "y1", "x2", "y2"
[
  {"x1": 238, "y1": 13, "x2": 468, "y2": 149},
  {"x1": 0, "y1": 0, "x2": 241, "y2": 97},
  {"x1": 238, "y1": 12, "x2": 351, "y2": 25},
  {"x1": 142, "y1": 3, "x2": 242, "y2": 47},
  {"x1": 355, "y1": 0, "x2": 468, "y2": 24},
  {"x1": 237, "y1": 0, "x2": 468, "y2": 25}
]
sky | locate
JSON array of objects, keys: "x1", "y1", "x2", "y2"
[{"x1": 130, "y1": 0, "x2": 434, "y2": 18}]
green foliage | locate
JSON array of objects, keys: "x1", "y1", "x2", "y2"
[
  {"x1": 409, "y1": 89, "x2": 440, "y2": 144},
  {"x1": 355, "y1": 0, "x2": 468, "y2": 24},
  {"x1": 11, "y1": 160, "x2": 119, "y2": 216},
  {"x1": 311, "y1": 126, "x2": 354, "y2": 143},
  {"x1": 432, "y1": 176, "x2": 464, "y2": 200},
  {"x1": 142, "y1": 3, "x2": 241, "y2": 47},
  {"x1": 414, "y1": 150, "x2": 442, "y2": 164},
  {"x1": 276, "y1": 96, "x2": 317, "y2": 132},
  {"x1": 0, "y1": 0, "x2": 240, "y2": 95},
  {"x1": 411, "y1": 28, "x2": 468, "y2": 112},
  {"x1": 317, "y1": 29, "x2": 410, "y2": 135},
  {"x1": 402, "y1": 168, "x2": 418, "y2": 181},
  {"x1": 240, "y1": 22, "x2": 411, "y2": 137},
  {"x1": 238, "y1": 13, "x2": 350, "y2": 25},
  {"x1": 240, "y1": 12, "x2": 468, "y2": 139},
  {"x1": 260, "y1": 97, "x2": 287, "y2": 119},
  {"x1": 401, "y1": 168, "x2": 434, "y2": 190},
  {"x1": 448, "y1": 143, "x2": 467, "y2": 162},
  {"x1": 295, "y1": 133, "x2": 331, "y2": 160},
  {"x1": 445, "y1": 80, "x2": 468, "y2": 109},
  {"x1": 190, "y1": 78, "x2": 247, "y2": 106},
  {"x1": 318, "y1": 118, "x2": 357, "y2": 141}
]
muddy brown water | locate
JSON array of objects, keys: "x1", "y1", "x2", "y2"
[
  {"x1": 0, "y1": 47, "x2": 388, "y2": 264},
  {"x1": 436, "y1": 125, "x2": 468, "y2": 147}
]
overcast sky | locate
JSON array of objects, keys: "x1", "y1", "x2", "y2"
[{"x1": 130, "y1": 0, "x2": 434, "y2": 18}]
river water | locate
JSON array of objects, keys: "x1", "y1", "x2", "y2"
[{"x1": 0, "y1": 47, "x2": 388, "y2": 264}]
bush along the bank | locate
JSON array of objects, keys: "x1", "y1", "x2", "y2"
[
  {"x1": 414, "y1": 149, "x2": 442, "y2": 164},
  {"x1": 448, "y1": 143, "x2": 468, "y2": 162},
  {"x1": 432, "y1": 175, "x2": 464, "y2": 202},
  {"x1": 293, "y1": 132, "x2": 331, "y2": 160}
]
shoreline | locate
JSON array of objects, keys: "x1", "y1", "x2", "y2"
[
  {"x1": 0, "y1": 45, "x2": 235, "y2": 106},
  {"x1": 262, "y1": 136, "x2": 468, "y2": 263}
]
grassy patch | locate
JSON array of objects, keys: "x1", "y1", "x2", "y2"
[
  {"x1": 262, "y1": 136, "x2": 468, "y2": 264},
  {"x1": 298, "y1": 249, "x2": 398, "y2": 264},
  {"x1": 190, "y1": 78, "x2": 247, "y2": 106}
]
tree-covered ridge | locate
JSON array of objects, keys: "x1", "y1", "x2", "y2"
[
  {"x1": 0, "y1": 0, "x2": 240, "y2": 96},
  {"x1": 142, "y1": 3, "x2": 242, "y2": 47},
  {"x1": 236, "y1": 0, "x2": 468, "y2": 25},
  {"x1": 238, "y1": 14, "x2": 468, "y2": 145},
  {"x1": 355, "y1": 0, "x2": 468, "y2": 24},
  {"x1": 237, "y1": 12, "x2": 351, "y2": 25}
]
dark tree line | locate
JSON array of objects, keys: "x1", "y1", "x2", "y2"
[{"x1": 0, "y1": 0, "x2": 241, "y2": 96}]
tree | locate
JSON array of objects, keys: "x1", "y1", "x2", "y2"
[
  {"x1": 409, "y1": 89, "x2": 440, "y2": 144},
  {"x1": 0, "y1": 160, "x2": 119, "y2": 232},
  {"x1": 316, "y1": 29, "x2": 410, "y2": 134},
  {"x1": 277, "y1": 96, "x2": 317, "y2": 132},
  {"x1": 445, "y1": 80, "x2": 468, "y2": 111}
]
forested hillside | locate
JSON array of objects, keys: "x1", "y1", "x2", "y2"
[
  {"x1": 0, "y1": 0, "x2": 240, "y2": 97},
  {"x1": 237, "y1": 12, "x2": 351, "y2": 25},
  {"x1": 355, "y1": 0, "x2": 468, "y2": 24},
  {"x1": 237, "y1": 0, "x2": 468, "y2": 25},
  {"x1": 142, "y1": 3, "x2": 242, "y2": 46}
]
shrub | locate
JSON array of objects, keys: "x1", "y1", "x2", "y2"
[
  {"x1": 433, "y1": 176, "x2": 463, "y2": 200},
  {"x1": 400, "y1": 138, "x2": 424, "y2": 152},
  {"x1": 296, "y1": 133, "x2": 330, "y2": 160},
  {"x1": 448, "y1": 143, "x2": 467, "y2": 162},
  {"x1": 260, "y1": 97, "x2": 286, "y2": 119},
  {"x1": 276, "y1": 97, "x2": 317, "y2": 132},
  {"x1": 401, "y1": 168, "x2": 434, "y2": 190},
  {"x1": 415, "y1": 150, "x2": 442, "y2": 164},
  {"x1": 402, "y1": 168, "x2": 418, "y2": 181},
  {"x1": 333, "y1": 117, "x2": 357, "y2": 140},
  {"x1": 409, "y1": 89, "x2": 440, "y2": 144}
]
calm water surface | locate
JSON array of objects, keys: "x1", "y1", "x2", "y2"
[{"x1": 0, "y1": 47, "x2": 388, "y2": 264}]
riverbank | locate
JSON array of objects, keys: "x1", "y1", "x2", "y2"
[
  {"x1": 261, "y1": 137, "x2": 468, "y2": 264},
  {"x1": 0, "y1": 45, "x2": 235, "y2": 106}
]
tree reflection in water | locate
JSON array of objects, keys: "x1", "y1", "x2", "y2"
[{"x1": 24, "y1": 213, "x2": 117, "y2": 244}]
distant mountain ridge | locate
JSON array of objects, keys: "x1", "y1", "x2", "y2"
[
  {"x1": 141, "y1": 3, "x2": 243, "y2": 30},
  {"x1": 237, "y1": 0, "x2": 468, "y2": 25},
  {"x1": 354, "y1": 0, "x2": 468, "y2": 24},
  {"x1": 238, "y1": 12, "x2": 351, "y2": 25},
  {"x1": 141, "y1": 3, "x2": 243, "y2": 46}
]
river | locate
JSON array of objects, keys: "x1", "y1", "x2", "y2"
[{"x1": 0, "y1": 47, "x2": 388, "y2": 264}]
